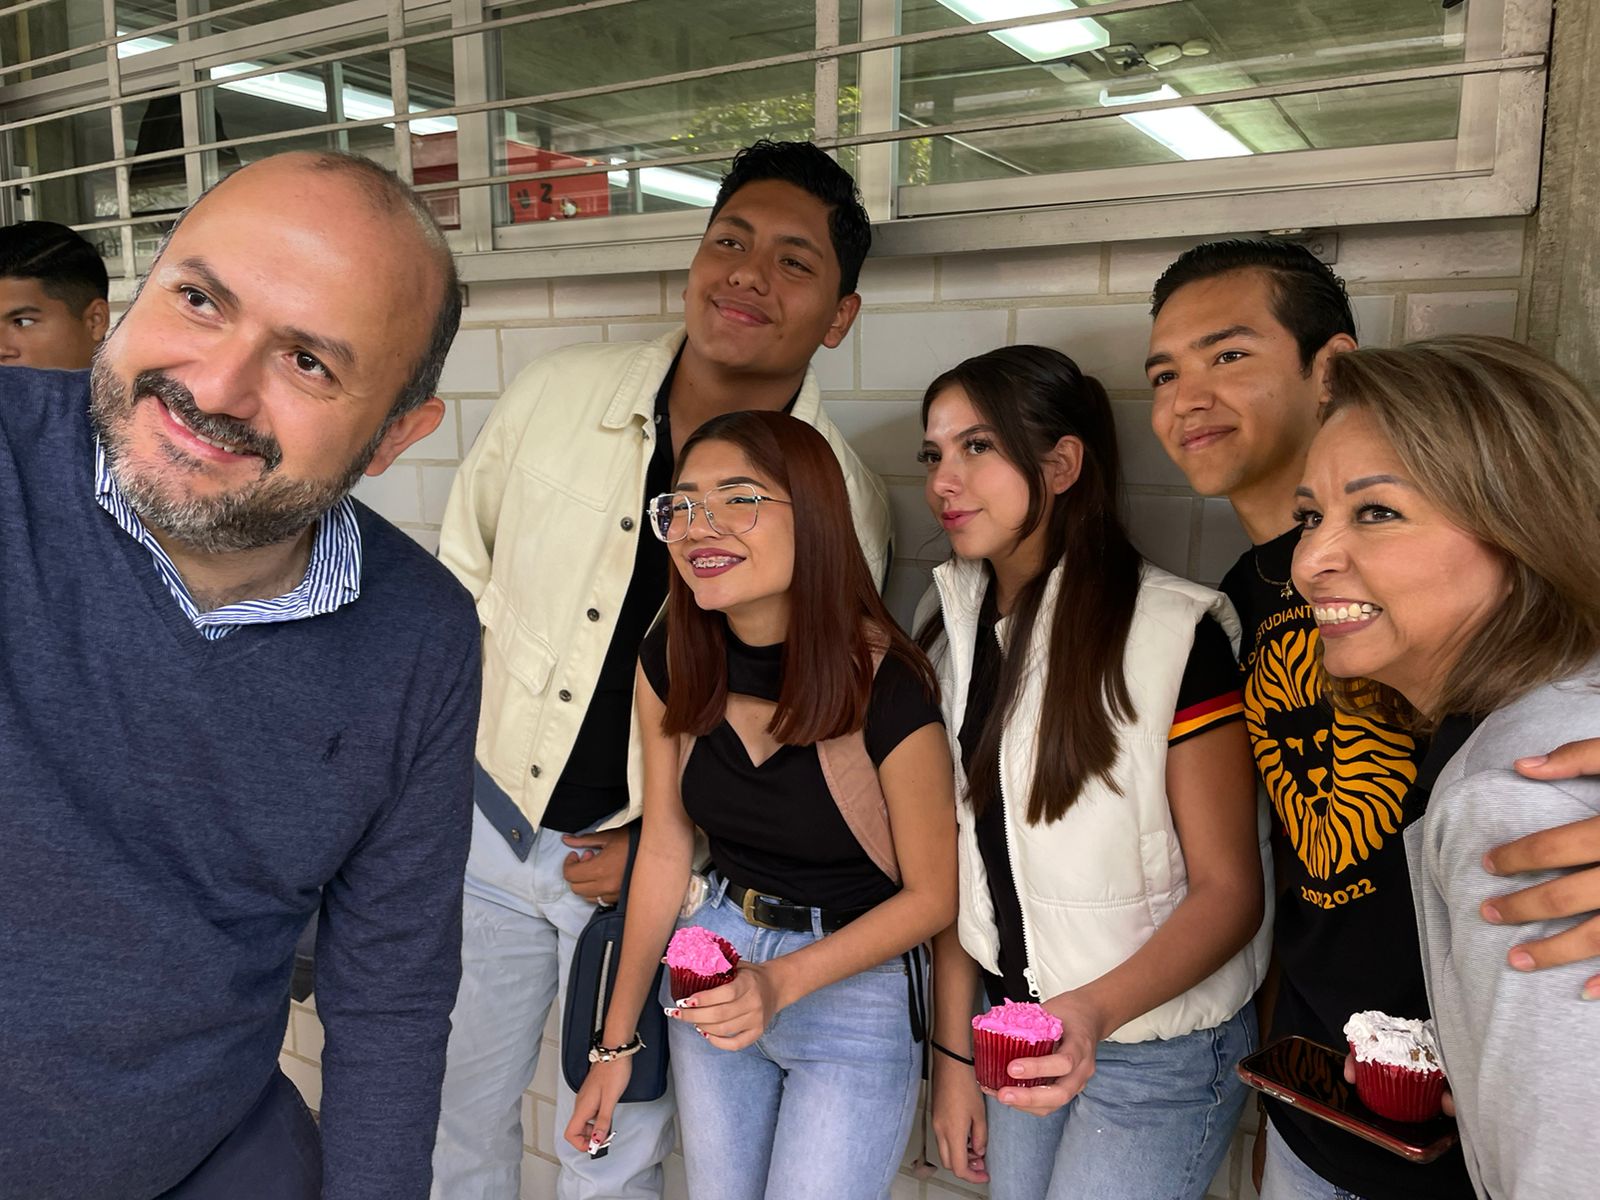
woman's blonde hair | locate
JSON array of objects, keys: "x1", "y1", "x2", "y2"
[{"x1": 1317, "y1": 335, "x2": 1600, "y2": 729}]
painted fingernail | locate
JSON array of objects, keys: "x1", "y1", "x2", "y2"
[
  {"x1": 663, "y1": 1006, "x2": 677, "y2": 1018},
  {"x1": 1583, "y1": 982, "x2": 1600, "y2": 1002},
  {"x1": 1482, "y1": 901, "x2": 1503, "y2": 923},
  {"x1": 1510, "y1": 948, "x2": 1535, "y2": 971},
  {"x1": 675, "y1": 998, "x2": 694, "y2": 1008}
]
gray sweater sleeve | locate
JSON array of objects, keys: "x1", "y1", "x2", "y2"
[{"x1": 1414, "y1": 762, "x2": 1600, "y2": 1200}]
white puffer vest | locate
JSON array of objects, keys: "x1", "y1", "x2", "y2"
[{"x1": 924, "y1": 556, "x2": 1272, "y2": 1043}]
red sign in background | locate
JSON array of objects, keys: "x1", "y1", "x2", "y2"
[{"x1": 411, "y1": 132, "x2": 611, "y2": 227}]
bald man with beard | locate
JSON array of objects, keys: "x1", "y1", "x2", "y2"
[{"x1": 0, "y1": 152, "x2": 479, "y2": 1200}]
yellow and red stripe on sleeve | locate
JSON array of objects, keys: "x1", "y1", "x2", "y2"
[{"x1": 1168, "y1": 691, "x2": 1244, "y2": 745}]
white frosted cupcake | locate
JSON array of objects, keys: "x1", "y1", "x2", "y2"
[{"x1": 1344, "y1": 1010, "x2": 1446, "y2": 1122}]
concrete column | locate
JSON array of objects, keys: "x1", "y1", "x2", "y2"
[{"x1": 1527, "y1": 0, "x2": 1600, "y2": 391}]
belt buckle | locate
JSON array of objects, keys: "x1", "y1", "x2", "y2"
[{"x1": 741, "y1": 887, "x2": 779, "y2": 930}]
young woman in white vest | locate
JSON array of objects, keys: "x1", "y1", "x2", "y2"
[
  {"x1": 564, "y1": 410, "x2": 957, "y2": 1199},
  {"x1": 919, "y1": 345, "x2": 1271, "y2": 1200}
]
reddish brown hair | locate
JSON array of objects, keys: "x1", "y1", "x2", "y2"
[{"x1": 661, "y1": 410, "x2": 936, "y2": 744}]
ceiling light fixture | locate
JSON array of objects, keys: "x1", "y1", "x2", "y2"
[
  {"x1": 1098, "y1": 83, "x2": 1250, "y2": 161},
  {"x1": 606, "y1": 167, "x2": 720, "y2": 207},
  {"x1": 932, "y1": 0, "x2": 1110, "y2": 62}
]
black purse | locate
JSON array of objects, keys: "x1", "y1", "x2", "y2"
[{"x1": 560, "y1": 823, "x2": 670, "y2": 1101}]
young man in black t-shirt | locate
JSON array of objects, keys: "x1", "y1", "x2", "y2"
[{"x1": 1143, "y1": 240, "x2": 1600, "y2": 1200}]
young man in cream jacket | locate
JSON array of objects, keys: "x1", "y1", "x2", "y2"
[{"x1": 432, "y1": 139, "x2": 891, "y2": 1200}]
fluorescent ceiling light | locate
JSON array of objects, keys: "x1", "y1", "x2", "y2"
[
  {"x1": 210, "y1": 61, "x2": 457, "y2": 134},
  {"x1": 932, "y1": 0, "x2": 1109, "y2": 62},
  {"x1": 607, "y1": 167, "x2": 720, "y2": 207},
  {"x1": 118, "y1": 33, "x2": 454, "y2": 133},
  {"x1": 117, "y1": 35, "x2": 172, "y2": 58},
  {"x1": 1098, "y1": 83, "x2": 1250, "y2": 161}
]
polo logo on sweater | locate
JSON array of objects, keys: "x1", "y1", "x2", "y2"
[{"x1": 1246, "y1": 623, "x2": 1416, "y2": 882}]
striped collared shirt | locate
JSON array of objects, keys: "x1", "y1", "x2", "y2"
[{"x1": 93, "y1": 438, "x2": 362, "y2": 640}]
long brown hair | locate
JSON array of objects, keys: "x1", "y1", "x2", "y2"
[
  {"x1": 1316, "y1": 336, "x2": 1600, "y2": 729},
  {"x1": 921, "y1": 345, "x2": 1141, "y2": 825},
  {"x1": 661, "y1": 410, "x2": 936, "y2": 744}
]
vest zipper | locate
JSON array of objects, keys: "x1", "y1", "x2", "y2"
[
  {"x1": 995, "y1": 645, "x2": 1043, "y2": 1002},
  {"x1": 937, "y1": 564, "x2": 1042, "y2": 1001}
]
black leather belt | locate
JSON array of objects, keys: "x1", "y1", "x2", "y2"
[{"x1": 726, "y1": 881, "x2": 871, "y2": 934}]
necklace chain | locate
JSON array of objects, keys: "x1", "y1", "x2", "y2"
[{"x1": 1254, "y1": 550, "x2": 1297, "y2": 600}]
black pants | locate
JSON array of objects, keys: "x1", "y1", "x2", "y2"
[{"x1": 156, "y1": 1069, "x2": 321, "y2": 1200}]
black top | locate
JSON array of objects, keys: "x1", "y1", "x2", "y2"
[
  {"x1": 640, "y1": 621, "x2": 943, "y2": 909},
  {"x1": 1221, "y1": 527, "x2": 1474, "y2": 1199},
  {"x1": 960, "y1": 578, "x2": 1245, "y2": 1005},
  {"x1": 542, "y1": 354, "x2": 680, "y2": 833}
]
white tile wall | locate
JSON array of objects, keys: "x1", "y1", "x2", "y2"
[
  {"x1": 317, "y1": 218, "x2": 1530, "y2": 1198},
  {"x1": 859, "y1": 310, "x2": 1011, "y2": 391},
  {"x1": 353, "y1": 467, "x2": 421, "y2": 525},
  {"x1": 1403, "y1": 289, "x2": 1521, "y2": 340},
  {"x1": 436, "y1": 328, "x2": 503, "y2": 394},
  {"x1": 499, "y1": 326, "x2": 603, "y2": 384},
  {"x1": 811, "y1": 329, "x2": 857, "y2": 392},
  {"x1": 939, "y1": 245, "x2": 1101, "y2": 301},
  {"x1": 859, "y1": 256, "x2": 938, "y2": 304},
  {"x1": 1013, "y1": 303, "x2": 1157, "y2": 391},
  {"x1": 397, "y1": 405, "x2": 461, "y2": 463},
  {"x1": 551, "y1": 273, "x2": 662, "y2": 319}
]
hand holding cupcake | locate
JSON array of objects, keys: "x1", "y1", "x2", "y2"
[
  {"x1": 664, "y1": 925, "x2": 740, "y2": 1001},
  {"x1": 972, "y1": 1001, "x2": 1064, "y2": 1091},
  {"x1": 1343, "y1": 1010, "x2": 1449, "y2": 1123}
]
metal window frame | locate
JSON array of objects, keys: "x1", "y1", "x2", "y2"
[{"x1": 0, "y1": 0, "x2": 1554, "y2": 284}]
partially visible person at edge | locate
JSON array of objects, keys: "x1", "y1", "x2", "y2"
[
  {"x1": 563, "y1": 411, "x2": 955, "y2": 1198},
  {"x1": 1292, "y1": 336, "x2": 1600, "y2": 1199},
  {"x1": 1, "y1": 219, "x2": 111, "y2": 369},
  {"x1": 1145, "y1": 239, "x2": 1600, "y2": 1200},
  {"x1": 0, "y1": 152, "x2": 479, "y2": 1200},
  {"x1": 432, "y1": 139, "x2": 891, "y2": 1200},
  {"x1": 920, "y1": 346, "x2": 1269, "y2": 1199}
]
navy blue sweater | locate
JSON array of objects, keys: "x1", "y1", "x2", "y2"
[{"x1": 0, "y1": 368, "x2": 482, "y2": 1200}]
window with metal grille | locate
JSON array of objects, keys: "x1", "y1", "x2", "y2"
[{"x1": 0, "y1": 0, "x2": 1552, "y2": 289}]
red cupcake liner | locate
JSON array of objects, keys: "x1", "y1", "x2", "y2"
[
  {"x1": 1347, "y1": 1041, "x2": 1446, "y2": 1122},
  {"x1": 973, "y1": 1030, "x2": 1058, "y2": 1091},
  {"x1": 668, "y1": 935, "x2": 740, "y2": 1001}
]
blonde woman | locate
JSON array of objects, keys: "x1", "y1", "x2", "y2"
[{"x1": 1291, "y1": 336, "x2": 1600, "y2": 1199}]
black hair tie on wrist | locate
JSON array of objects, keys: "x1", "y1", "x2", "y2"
[{"x1": 931, "y1": 1040, "x2": 974, "y2": 1067}]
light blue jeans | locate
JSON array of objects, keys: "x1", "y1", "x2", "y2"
[
  {"x1": 667, "y1": 884, "x2": 923, "y2": 1200},
  {"x1": 430, "y1": 808, "x2": 677, "y2": 1200},
  {"x1": 1259, "y1": 1121, "x2": 1369, "y2": 1200},
  {"x1": 983, "y1": 1001, "x2": 1257, "y2": 1200}
]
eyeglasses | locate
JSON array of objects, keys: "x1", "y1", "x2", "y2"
[{"x1": 646, "y1": 483, "x2": 792, "y2": 543}]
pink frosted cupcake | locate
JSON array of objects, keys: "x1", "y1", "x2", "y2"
[
  {"x1": 971, "y1": 1001, "x2": 1063, "y2": 1091},
  {"x1": 665, "y1": 926, "x2": 740, "y2": 1001},
  {"x1": 1344, "y1": 1011, "x2": 1447, "y2": 1122}
]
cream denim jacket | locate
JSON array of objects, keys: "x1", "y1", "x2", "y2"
[{"x1": 439, "y1": 328, "x2": 892, "y2": 836}]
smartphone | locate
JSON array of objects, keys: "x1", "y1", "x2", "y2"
[{"x1": 1237, "y1": 1036, "x2": 1457, "y2": 1164}]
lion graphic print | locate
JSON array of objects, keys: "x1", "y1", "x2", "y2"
[
  {"x1": 1219, "y1": 533, "x2": 1472, "y2": 1198},
  {"x1": 1247, "y1": 620, "x2": 1417, "y2": 882}
]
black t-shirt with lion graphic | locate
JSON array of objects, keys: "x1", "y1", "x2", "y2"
[{"x1": 1223, "y1": 527, "x2": 1473, "y2": 1199}]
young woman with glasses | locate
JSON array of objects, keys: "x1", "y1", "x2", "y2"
[
  {"x1": 564, "y1": 410, "x2": 957, "y2": 1199},
  {"x1": 919, "y1": 346, "x2": 1269, "y2": 1200}
]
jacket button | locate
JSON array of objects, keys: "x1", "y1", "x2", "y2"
[
  {"x1": 620, "y1": 517, "x2": 634, "y2": 531},
  {"x1": 586, "y1": 608, "x2": 600, "y2": 622},
  {"x1": 559, "y1": 689, "x2": 573, "y2": 702},
  {"x1": 531, "y1": 764, "x2": 542, "y2": 778}
]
